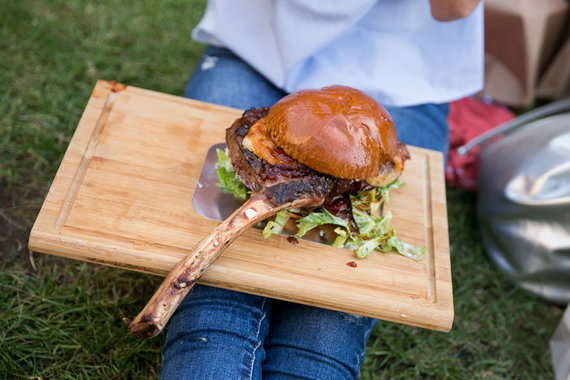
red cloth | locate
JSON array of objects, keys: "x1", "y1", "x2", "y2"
[{"x1": 446, "y1": 97, "x2": 515, "y2": 191}]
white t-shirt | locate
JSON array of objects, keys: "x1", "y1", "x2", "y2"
[{"x1": 192, "y1": 0, "x2": 484, "y2": 107}]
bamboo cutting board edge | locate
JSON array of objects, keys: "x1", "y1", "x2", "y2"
[
  {"x1": 29, "y1": 227, "x2": 453, "y2": 332},
  {"x1": 29, "y1": 80, "x2": 454, "y2": 332}
]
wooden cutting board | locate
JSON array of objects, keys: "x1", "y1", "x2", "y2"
[{"x1": 29, "y1": 80, "x2": 453, "y2": 332}]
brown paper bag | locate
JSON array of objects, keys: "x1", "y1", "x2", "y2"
[
  {"x1": 482, "y1": 0, "x2": 569, "y2": 108},
  {"x1": 537, "y1": 29, "x2": 570, "y2": 100}
]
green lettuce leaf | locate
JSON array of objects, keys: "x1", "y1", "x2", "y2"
[
  {"x1": 385, "y1": 236, "x2": 426, "y2": 261},
  {"x1": 294, "y1": 209, "x2": 349, "y2": 238},
  {"x1": 349, "y1": 180, "x2": 426, "y2": 260},
  {"x1": 354, "y1": 236, "x2": 385, "y2": 259},
  {"x1": 351, "y1": 201, "x2": 392, "y2": 239},
  {"x1": 332, "y1": 227, "x2": 348, "y2": 248},
  {"x1": 376, "y1": 179, "x2": 405, "y2": 209},
  {"x1": 351, "y1": 206, "x2": 376, "y2": 237},
  {"x1": 262, "y1": 210, "x2": 290, "y2": 239},
  {"x1": 215, "y1": 148, "x2": 248, "y2": 201}
]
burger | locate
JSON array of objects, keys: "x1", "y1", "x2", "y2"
[{"x1": 217, "y1": 85, "x2": 424, "y2": 260}]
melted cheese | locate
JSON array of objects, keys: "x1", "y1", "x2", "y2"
[
  {"x1": 242, "y1": 120, "x2": 299, "y2": 166},
  {"x1": 365, "y1": 150, "x2": 406, "y2": 186}
]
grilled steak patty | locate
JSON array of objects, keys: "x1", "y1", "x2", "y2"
[{"x1": 226, "y1": 107, "x2": 369, "y2": 207}]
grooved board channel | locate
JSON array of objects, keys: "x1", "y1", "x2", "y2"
[{"x1": 29, "y1": 80, "x2": 453, "y2": 332}]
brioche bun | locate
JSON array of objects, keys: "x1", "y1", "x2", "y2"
[{"x1": 264, "y1": 85, "x2": 399, "y2": 179}]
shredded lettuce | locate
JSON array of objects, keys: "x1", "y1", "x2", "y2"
[
  {"x1": 377, "y1": 179, "x2": 405, "y2": 209},
  {"x1": 215, "y1": 156, "x2": 425, "y2": 260},
  {"x1": 354, "y1": 236, "x2": 385, "y2": 259},
  {"x1": 385, "y1": 236, "x2": 426, "y2": 261},
  {"x1": 215, "y1": 148, "x2": 249, "y2": 201},
  {"x1": 332, "y1": 227, "x2": 348, "y2": 248},
  {"x1": 295, "y1": 208, "x2": 350, "y2": 238},
  {"x1": 262, "y1": 210, "x2": 290, "y2": 239}
]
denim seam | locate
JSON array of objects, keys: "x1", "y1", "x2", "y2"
[
  {"x1": 247, "y1": 297, "x2": 267, "y2": 380},
  {"x1": 356, "y1": 322, "x2": 377, "y2": 376}
]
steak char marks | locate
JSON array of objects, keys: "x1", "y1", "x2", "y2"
[{"x1": 226, "y1": 107, "x2": 366, "y2": 206}]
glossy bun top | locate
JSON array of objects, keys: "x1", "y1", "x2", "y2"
[{"x1": 264, "y1": 85, "x2": 400, "y2": 179}]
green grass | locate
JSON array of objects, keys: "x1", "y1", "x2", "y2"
[{"x1": 0, "y1": 1, "x2": 564, "y2": 378}]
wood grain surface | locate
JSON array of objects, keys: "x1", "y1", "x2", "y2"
[{"x1": 29, "y1": 80, "x2": 453, "y2": 331}]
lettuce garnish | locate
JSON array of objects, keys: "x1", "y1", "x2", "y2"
[
  {"x1": 214, "y1": 148, "x2": 249, "y2": 202},
  {"x1": 262, "y1": 210, "x2": 290, "y2": 239},
  {"x1": 294, "y1": 209, "x2": 350, "y2": 238},
  {"x1": 215, "y1": 156, "x2": 425, "y2": 261}
]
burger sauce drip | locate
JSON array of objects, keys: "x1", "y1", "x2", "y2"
[{"x1": 287, "y1": 236, "x2": 299, "y2": 245}]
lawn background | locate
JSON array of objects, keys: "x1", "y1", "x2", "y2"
[{"x1": 0, "y1": 1, "x2": 564, "y2": 379}]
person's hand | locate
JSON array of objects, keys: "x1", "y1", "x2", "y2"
[{"x1": 429, "y1": 0, "x2": 481, "y2": 21}]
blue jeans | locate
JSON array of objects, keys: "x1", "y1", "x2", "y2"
[{"x1": 160, "y1": 46, "x2": 449, "y2": 380}]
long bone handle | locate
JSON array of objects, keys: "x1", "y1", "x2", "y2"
[{"x1": 125, "y1": 191, "x2": 309, "y2": 338}]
